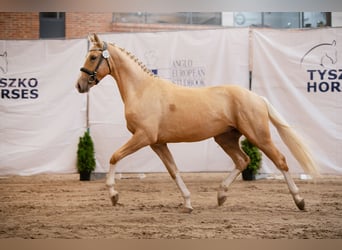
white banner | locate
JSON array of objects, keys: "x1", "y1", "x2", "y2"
[
  {"x1": 0, "y1": 39, "x2": 87, "y2": 175},
  {"x1": 252, "y1": 28, "x2": 342, "y2": 174},
  {"x1": 89, "y1": 29, "x2": 250, "y2": 173},
  {"x1": 4, "y1": 28, "x2": 339, "y2": 176}
]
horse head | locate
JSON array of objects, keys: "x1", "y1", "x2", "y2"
[{"x1": 76, "y1": 33, "x2": 112, "y2": 93}]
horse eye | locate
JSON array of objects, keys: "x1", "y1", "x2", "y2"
[{"x1": 90, "y1": 55, "x2": 97, "y2": 61}]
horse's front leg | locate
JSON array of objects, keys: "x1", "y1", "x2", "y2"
[
  {"x1": 214, "y1": 131, "x2": 249, "y2": 206},
  {"x1": 151, "y1": 143, "x2": 193, "y2": 213},
  {"x1": 106, "y1": 131, "x2": 151, "y2": 206}
]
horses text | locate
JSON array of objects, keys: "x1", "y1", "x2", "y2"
[
  {"x1": 0, "y1": 78, "x2": 39, "y2": 99},
  {"x1": 306, "y1": 69, "x2": 342, "y2": 93}
]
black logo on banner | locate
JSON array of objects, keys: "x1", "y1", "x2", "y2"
[
  {"x1": 300, "y1": 40, "x2": 341, "y2": 93},
  {"x1": 300, "y1": 40, "x2": 337, "y2": 68},
  {"x1": 0, "y1": 51, "x2": 39, "y2": 99},
  {"x1": 0, "y1": 51, "x2": 8, "y2": 74}
]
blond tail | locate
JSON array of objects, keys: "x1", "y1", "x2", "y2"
[{"x1": 261, "y1": 97, "x2": 320, "y2": 177}]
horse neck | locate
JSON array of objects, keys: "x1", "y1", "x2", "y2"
[{"x1": 108, "y1": 45, "x2": 155, "y2": 102}]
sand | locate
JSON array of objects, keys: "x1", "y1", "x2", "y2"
[{"x1": 0, "y1": 173, "x2": 341, "y2": 239}]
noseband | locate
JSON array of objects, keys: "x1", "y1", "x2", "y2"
[{"x1": 80, "y1": 42, "x2": 111, "y2": 85}]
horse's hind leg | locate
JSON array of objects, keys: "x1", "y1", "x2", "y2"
[
  {"x1": 259, "y1": 142, "x2": 305, "y2": 210},
  {"x1": 150, "y1": 143, "x2": 193, "y2": 213},
  {"x1": 214, "y1": 129, "x2": 250, "y2": 206},
  {"x1": 243, "y1": 129, "x2": 305, "y2": 210}
]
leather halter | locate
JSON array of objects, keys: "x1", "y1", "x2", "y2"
[{"x1": 80, "y1": 42, "x2": 111, "y2": 85}]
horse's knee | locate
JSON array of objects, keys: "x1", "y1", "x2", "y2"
[
  {"x1": 109, "y1": 157, "x2": 116, "y2": 165},
  {"x1": 109, "y1": 153, "x2": 119, "y2": 165}
]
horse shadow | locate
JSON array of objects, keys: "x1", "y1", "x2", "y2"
[{"x1": 300, "y1": 40, "x2": 338, "y2": 69}]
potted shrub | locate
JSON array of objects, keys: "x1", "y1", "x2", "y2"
[
  {"x1": 77, "y1": 130, "x2": 96, "y2": 181},
  {"x1": 240, "y1": 138, "x2": 262, "y2": 181}
]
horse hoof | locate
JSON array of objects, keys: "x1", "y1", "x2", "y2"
[
  {"x1": 182, "y1": 206, "x2": 193, "y2": 213},
  {"x1": 218, "y1": 195, "x2": 227, "y2": 206},
  {"x1": 110, "y1": 193, "x2": 119, "y2": 206},
  {"x1": 296, "y1": 199, "x2": 305, "y2": 211}
]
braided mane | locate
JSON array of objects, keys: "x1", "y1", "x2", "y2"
[{"x1": 114, "y1": 44, "x2": 156, "y2": 78}]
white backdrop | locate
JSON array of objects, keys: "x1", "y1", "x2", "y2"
[
  {"x1": 89, "y1": 29, "x2": 250, "y2": 173},
  {"x1": 252, "y1": 28, "x2": 342, "y2": 174},
  {"x1": 0, "y1": 39, "x2": 87, "y2": 175}
]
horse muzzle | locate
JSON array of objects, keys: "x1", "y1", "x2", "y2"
[{"x1": 76, "y1": 80, "x2": 89, "y2": 93}]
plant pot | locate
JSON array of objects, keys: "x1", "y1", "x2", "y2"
[
  {"x1": 79, "y1": 171, "x2": 91, "y2": 181},
  {"x1": 242, "y1": 168, "x2": 256, "y2": 181}
]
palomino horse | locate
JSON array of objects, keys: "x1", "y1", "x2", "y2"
[{"x1": 76, "y1": 34, "x2": 319, "y2": 213}]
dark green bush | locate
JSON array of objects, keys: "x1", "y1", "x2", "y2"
[
  {"x1": 77, "y1": 131, "x2": 96, "y2": 173},
  {"x1": 241, "y1": 138, "x2": 262, "y2": 175}
]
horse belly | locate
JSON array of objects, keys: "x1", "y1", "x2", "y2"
[{"x1": 157, "y1": 110, "x2": 230, "y2": 143}]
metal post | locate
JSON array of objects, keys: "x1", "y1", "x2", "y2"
[
  {"x1": 86, "y1": 38, "x2": 90, "y2": 133},
  {"x1": 86, "y1": 92, "x2": 90, "y2": 133}
]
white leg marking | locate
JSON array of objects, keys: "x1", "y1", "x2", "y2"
[
  {"x1": 106, "y1": 164, "x2": 119, "y2": 205},
  {"x1": 217, "y1": 168, "x2": 241, "y2": 206},
  {"x1": 175, "y1": 172, "x2": 192, "y2": 211},
  {"x1": 106, "y1": 164, "x2": 116, "y2": 187},
  {"x1": 221, "y1": 168, "x2": 241, "y2": 190},
  {"x1": 282, "y1": 170, "x2": 299, "y2": 195},
  {"x1": 282, "y1": 170, "x2": 305, "y2": 210}
]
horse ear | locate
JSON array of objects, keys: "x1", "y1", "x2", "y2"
[
  {"x1": 88, "y1": 33, "x2": 95, "y2": 43},
  {"x1": 88, "y1": 33, "x2": 102, "y2": 46}
]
